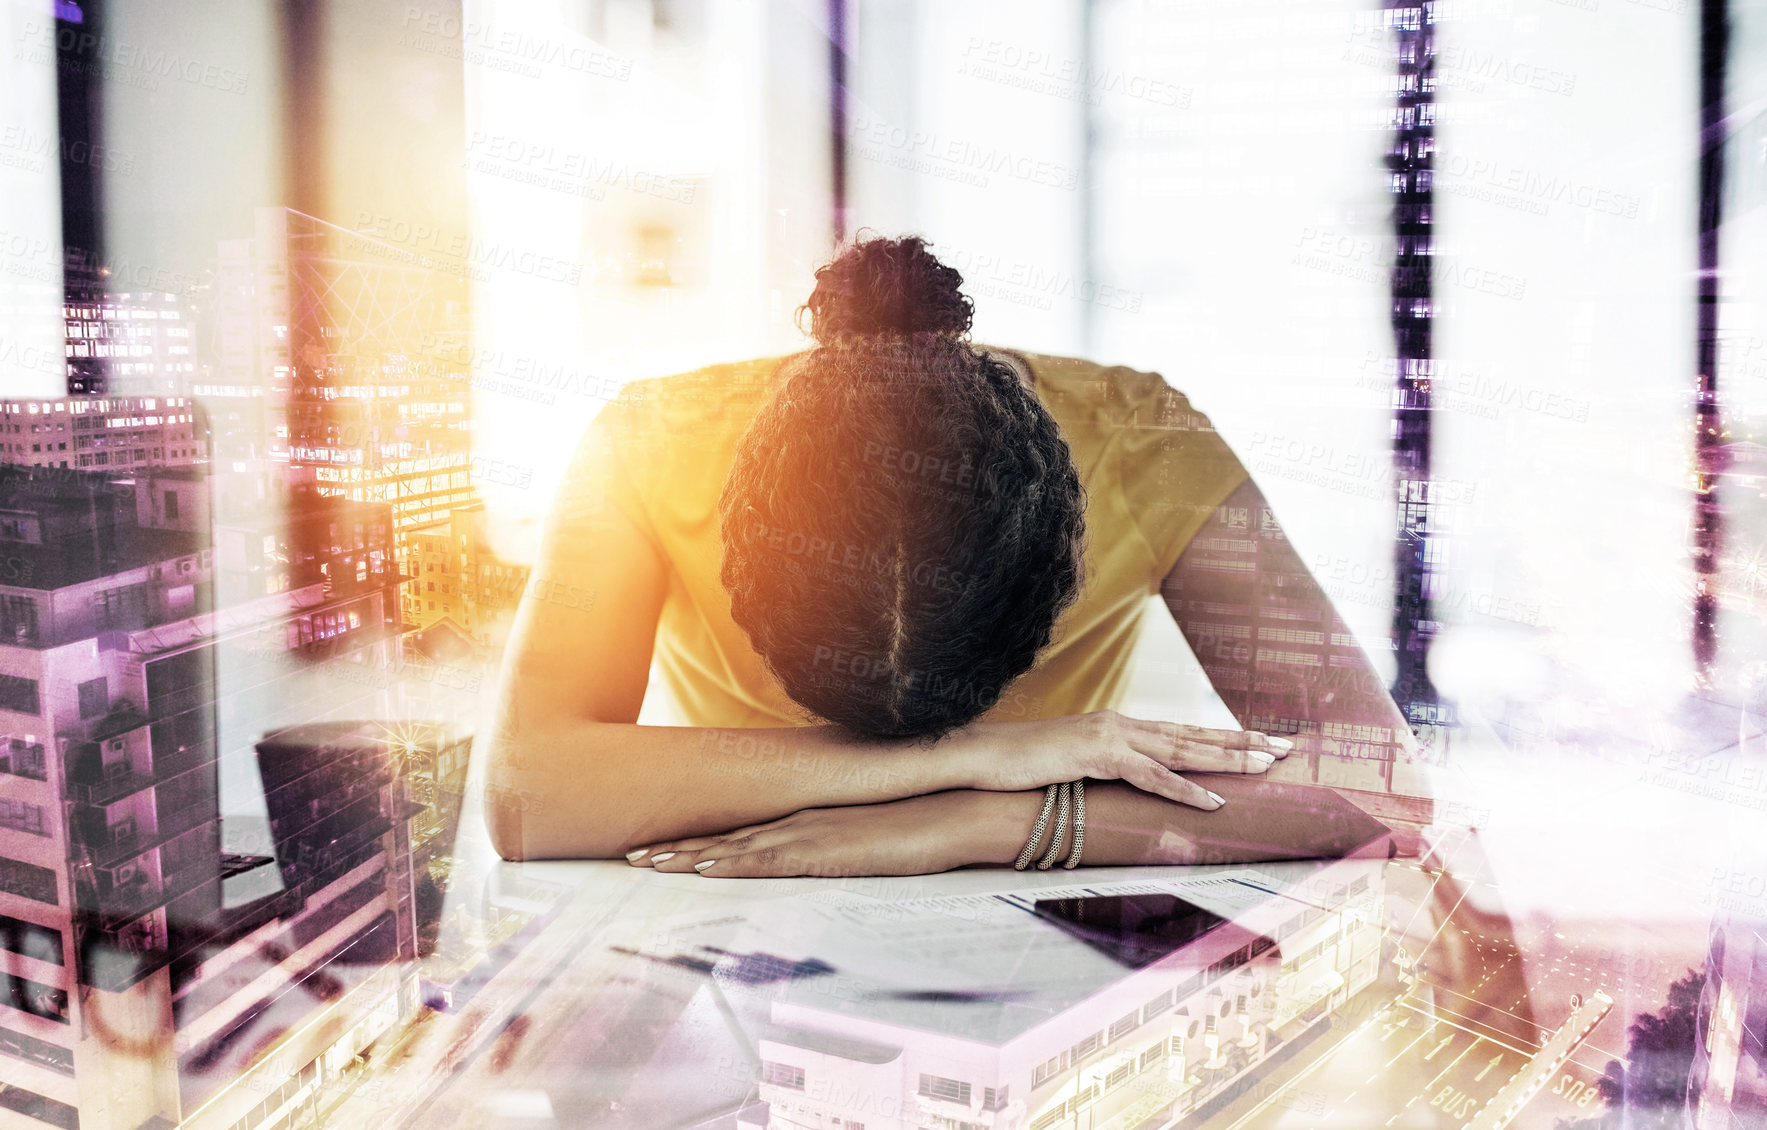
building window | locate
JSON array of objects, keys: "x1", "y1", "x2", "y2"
[
  {"x1": 1142, "y1": 989, "x2": 1174, "y2": 1022},
  {"x1": 163, "y1": 490, "x2": 179, "y2": 521},
  {"x1": 95, "y1": 583, "x2": 147, "y2": 630},
  {"x1": 1030, "y1": 1107, "x2": 1067, "y2": 1130},
  {"x1": 1031, "y1": 1053, "x2": 1065, "y2": 1088},
  {"x1": 982, "y1": 1086, "x2": 1009, "y2": 1111},
  {"x1": 0, "y1": 740, "x2": 46, "y2": 781},
  {"x1": 77, "y1": 677, "x2": 108, "y2": 719},
  {"x1": 0, "y1": 799, "x2": 47, "y2": 836},
  {"x1": 0, "y1": 914, "x2": 63, "y2": 966},
  {"x1": 1109, "y1": 1010, "x2": 1139, "y2": 1042},
  {"x1": 0, "y1": 1024, "x2": 74, "y2": 1076},
  {"x1": 1071, "y1": 1032, "x2": 1101, "y2": 1060},
  {"x1": 1106, "y1": 1063, "x2": 1131, "y2": 1090},
  {"x1": 760, "y1": 1061, "x2": 805, "y2": 1091},
  {"x1": 0, "y1": 596, "x2": 38, "y2": 645},
  {"x1": 0, "y1": 973, "x2": 68, "y2": 1024},
  {"x1": 0, "y1": 858, "x2": 56, "y2": 905},
  {"x1": 0, "y1": 675, "x2": 40, "y2": 716},
  {"x1": 1139, "y1": 1042, "x2": 1168, "y2": 1071},
  {"x1": 918, "y1": 1074, "x2": 971, "y2": 1104}
]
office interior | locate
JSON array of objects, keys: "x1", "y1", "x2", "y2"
[{"x1": 0, "y1": 1, "x2": 1765, "y2": 1128}]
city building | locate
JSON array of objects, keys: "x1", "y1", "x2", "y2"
[
  {"x1": 63, "y1": 252, "x2": 196, "y2": 400},
  {"x1": 0, "y1": 398, "x2": 207, "y2": 475},
  {"x1": 750, "y1": 866, "x2": 1387, "y2": 1130},
  {"x1": 190, "y1": 208, "x2": 476, "y2": 552},
  {"x1": 0, "y1": 458, "x2": 420, "y2": 1130},
  {"x1": 400, "y1": 502, "x2": 529, "y2": 651}
]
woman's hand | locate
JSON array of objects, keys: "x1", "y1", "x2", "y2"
[
  {"x1": 948, "y1": 710, "x2": 1290, "y2": 810},
  {"x1": 625, "y1": 791, "x2": 1024, "y2": 878}
]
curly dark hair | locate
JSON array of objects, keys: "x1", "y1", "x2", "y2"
[{"x1": 720, "y1": 236, "x2": 1087, "y2": 740}]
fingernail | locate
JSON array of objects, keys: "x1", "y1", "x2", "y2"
[
  {"x1": 1267, "y1": 737, "x2": 1294, "y2": 751},
  {"x1": 693, "y1": 860, "x2": 718, "y2": 873},
  {"x1": 650, "y1": 852, "x2": 676, "y2": 863},
  {"x1": 1208, "y1": 792, "x2": 1225, "y2": 807},
  {"x1": 625, "y1": 848, "x2": 649, "y2": 862},
  {"x1": 1250, "y1": 751, "x2": 1275, "y2": 766}
]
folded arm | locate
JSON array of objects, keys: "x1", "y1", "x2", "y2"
[
  {"x1": 629, "y1": 774, "x2": 1392, "y2": 877},
  {"x1": 486, "y1": 470, "x2": 1286, "y2": 861}
]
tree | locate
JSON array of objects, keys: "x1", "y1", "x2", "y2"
[{"x1": 1558, "y1": 967, "x2": 1707, "y2": 1130}]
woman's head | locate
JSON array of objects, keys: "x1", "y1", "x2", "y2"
[{"x1": 719, "y1": 236, "x2": 1086, "y2": 740}]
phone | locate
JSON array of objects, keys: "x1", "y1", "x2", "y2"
[{"x1": 1031, "y1": 893, "x2": 1229, "y2": 969}]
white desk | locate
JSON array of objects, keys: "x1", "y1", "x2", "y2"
[{"x1": 158, "y1": 698, "x2": 1765, "y2": 1130}]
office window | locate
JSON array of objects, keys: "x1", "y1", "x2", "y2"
[
  {"x1": 77, "y1": 677, "x2": 108, "y2": 719},
  {"x1": 1139, "y1": 1042, "x2": 1168, "y2": 1071},
  {"x1": 1071, "y1": 1032, "x2": 1101, "y2": 1060},
  {"x1": 1106, "y1": 1063, "x2": 1131, "y2": 1090},
  {"x1": 918, "y1": 1074, "x2": 971, "y2": 1103},
  {"x1": 1031, "y1": 1053, "x2": 1065, "y2": 1088},
  {"x1": 1143, "y1": 989, "x2": 1174, "y2": 1021},
  {"x1": 760, "y1": 1061, "x2": 805, "y2": 1091},
  {"x1": 0, "y1": 675, "x2": 40, "y2": 715}
]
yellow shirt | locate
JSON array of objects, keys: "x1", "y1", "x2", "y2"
[{"x1": 563, "y1": 349, "x2": 1249, "y2": 727}]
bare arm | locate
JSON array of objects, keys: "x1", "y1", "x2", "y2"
[
  {"x1": 1161, "y1": 476, "x2": 1434, "y2": 836},
  {"x1": 632, "y1": 774, "x2": 1392, "y2": 877},
  {"x1": 487, "y1": 455, "x2": 1283, "y2": 861},
  {"x1": 1163, "y1": 478, "x2": 1418, "y2": 746}
]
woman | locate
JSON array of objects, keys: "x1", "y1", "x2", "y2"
[{"x1": 487, "y1": 236, "x2": 1423, "y2": 875}]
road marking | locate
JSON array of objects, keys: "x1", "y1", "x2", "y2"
[
  {"x1": 1423, "y1": 1038, "x2": 1480, "y2": 1092},
  {"x1": 1385, "y1": 1019, "x2": 1441, "y2": 1069},
  {"x1": 1475, "y1": 1052, "x2": 1504, "y2": 1081},
  {"x1": 1395, "y1": 999, "x2": 1535, "y2": 1059},
  {"x1": 1424, "y1": 1033, "x2": 1455, "y2": 1061}
]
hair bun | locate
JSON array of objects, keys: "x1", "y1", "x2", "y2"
[{"x1": 801, "y1": 235, "x2": 973, "y2": 344}]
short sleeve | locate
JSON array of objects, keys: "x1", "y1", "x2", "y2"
[
  {"x1": 544, "y1": 393, "x2": 663, "y2": 561},
  {"x1": 1111, "y1": 372, "x2": 1250, "y2": 582}
]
